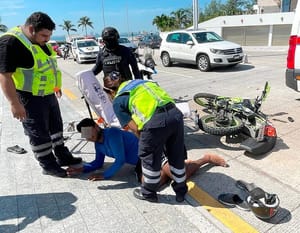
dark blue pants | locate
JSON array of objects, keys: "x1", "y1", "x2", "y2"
[
  {"x1": 17, "y1": 91, "x2": 65, "y2": 167},
  {"x1": 138, "y1": 105, "x2": 187, "y2": 198}
]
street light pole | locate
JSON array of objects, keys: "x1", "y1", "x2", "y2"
[
  {"x1": 193, "y1": 0, "x2": 199, "y2": 30},
  {"x1": 102, "y1": 0, "x2": 106, "y2": 28}
]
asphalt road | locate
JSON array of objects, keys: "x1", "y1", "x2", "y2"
[{"x1": 56, "y1": 46, "x2": 300, "y2": 233}]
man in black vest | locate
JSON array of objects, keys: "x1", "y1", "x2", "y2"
[{"x1": 92, "y1": 27, "x2": 141, "y2": 80}]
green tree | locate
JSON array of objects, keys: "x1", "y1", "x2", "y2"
[
  {"x1": 222, "y1": 0, "x2": 244, "y2": 15},
  {"x1": 202, "y1": 0, "x2": 224, "y2": 21},
  {"x1": 59, "y1": 20, "x2": 77, "y2": 37},
  {"x1": 78, "y1": 16, "x2": 93, "y2": 36},
  {"x1": 0, "y1": 17, "x2": 8, "y2": 33},
  {"x1": 152, "y1": 14, "x2": 175, "y2": 32},
  {"x1": 171, "y1": 8, "x2": 190, "y2": 29}
]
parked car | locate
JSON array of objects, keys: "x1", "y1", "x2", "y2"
[
  {"x1": 286, "y1": 1, "x2": 300, "y2": 92},
  {"x1": 159, "y1": 30, "x2": 244, "y2": 72},
  {"x1": 138, "y1": 35, "x2": 161, "y2": 49},
  {"x1": 48, "y1": 40, "x2": 62, "y2": 57},
  {"x1": 71, "y1": 39, "x2": 100, "y2": 64},
  {"x1": 118, "y1": 37, "x2": 137, "y2": 52}
]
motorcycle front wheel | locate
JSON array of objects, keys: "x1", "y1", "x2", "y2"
[
  {"x1": 200, "y1": 114, "x2": 244, "y2": 135},
  {"x1": 193, "y1": 93, "x2": 217, "y2": 109}
]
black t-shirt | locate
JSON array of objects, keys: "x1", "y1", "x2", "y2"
[
  {"x1": 0, "y1": 34, "x2": 51, "y2": 73},
  {"x1": 92, "y1": 44, "x2": 141, "y2": 80}
]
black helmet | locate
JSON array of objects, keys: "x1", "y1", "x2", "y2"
[
  {"x1": 246, "y1": 188, "x2": 280, "y2": 220},
  {"x1": 101, "y1": 27, "x2": 119, "y2": 50}
]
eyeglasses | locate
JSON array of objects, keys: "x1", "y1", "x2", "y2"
[{"x1": 109, "y1": 71, "x2": 120, "y2": 80}]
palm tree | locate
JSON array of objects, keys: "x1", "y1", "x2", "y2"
[
  {"x1": 78, "y1": 16, "x2": 93, "y2": 36},
  {"x1": 152, "y1": 14, "x2": 175, "y2": 32},
  {"x1": 170, "y1": 8, "x2": 189, "y2": 29},
  {"x1": 59, "y1": 20, "x2": 77, "y2": 37},
  {"x1": 0, "y1": 17, "x2": 8, "y2": 33}
]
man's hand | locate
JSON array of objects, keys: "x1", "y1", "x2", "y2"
[
  {"x1": 66, "y1": 166, "x2": 83, "y2": 176},
  {"x1": 88, "y1": 174, "x2": 104, "y2": 181},
  {"x1": 55, "y1": 89, "x2": 62, "y2": 98},
  {"x1": 11, "y1": 102, "x2": 26, "y2": 121}
]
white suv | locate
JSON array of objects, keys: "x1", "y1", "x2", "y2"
[
  {"x1": 286, "y1": 1, "x2": 300, "y2": 92},
  {"x1": 159, "y1": 30, "x2": 244, "y2": 72},
  {"x1": 71, "y1": 39, "x2": 99, "y2": 64}
]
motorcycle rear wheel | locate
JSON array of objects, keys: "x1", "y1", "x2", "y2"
[
  {"x1": 193, "y1": 93, "x2": 217, "y2": 108},
  {"x1": 200, "y1": 114, "x2": 244, "y2": 135}
]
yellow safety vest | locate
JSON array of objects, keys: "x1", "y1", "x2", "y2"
[
  {"x1": 116, "y1": 80, "x2": 174, "y2": 130},
  {"x1": 3, "y1": 27, "x2": 62, "y2": 96}
]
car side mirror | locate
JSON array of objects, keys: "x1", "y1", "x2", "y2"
[{"x1": 186, "y1": 41, "x2": 194, "y2": 46}]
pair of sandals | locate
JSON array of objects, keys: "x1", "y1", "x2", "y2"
[
  {"x1": 217, "y1": 180, "x2": 257, "y2": 211},
  {"x1": 7, "y1": 145, "x2": 27, "y2": 154}
]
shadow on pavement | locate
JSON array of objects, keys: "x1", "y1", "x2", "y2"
[{"x1": 0, "y1": 192, "x2": 77, "y2": 232}]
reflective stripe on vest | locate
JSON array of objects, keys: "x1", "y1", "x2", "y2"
[
  {"x1": 116, "y1": 80, "x2": 174, "y2": 130},
  {"x1": 3, "y1": 27, "x2": 61, "y2": 96}
]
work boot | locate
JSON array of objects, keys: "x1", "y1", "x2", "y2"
[
  {"x1": 42, "y1": 164, "x2": 67, "y2": 178},
  {"x1": 172, "y1": 182, "x2": 188, "y2": 203},
  {"x1": 54, "y1": 145, "x2": 82, "y2": 166},
  {"x1": 37, "y1": 153, "x2": 67, "y2": 177},
  {"x1": 133, "y1": 188, "x2": 158, "y2": 203}
]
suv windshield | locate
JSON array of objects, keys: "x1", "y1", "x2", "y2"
[{"x1": 192, "y1": 32, "x2": 223, "y2": 43}]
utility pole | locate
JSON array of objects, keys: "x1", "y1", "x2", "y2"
[
  {"x1": 193, "y1": 0, "x2": 199, "y2": 30},
  {"x1": 126, "y1": 2, "x2": 130, "y2": 38},
  {"x1": 102, "y1": 0, "x2": 106, "y2": 28}
]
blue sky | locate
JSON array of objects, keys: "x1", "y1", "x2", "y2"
[{"x1": 0, "y1": 0, "x2": 207, "y2": 37}]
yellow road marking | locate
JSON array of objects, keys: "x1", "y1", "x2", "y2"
[
  {"x1": 63, "y1": 88, "x2": 77, "y2": 100},
  {"x1": 187, "y1": 181, "x2": 258, "y2": 233}
]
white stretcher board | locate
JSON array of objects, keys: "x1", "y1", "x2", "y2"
[
  {"x1": 76, "y1": 70, "x2": 121, "y2": 127},
  {"x1": 76, "y1": 70, "x2": 192, "y2": 127}
]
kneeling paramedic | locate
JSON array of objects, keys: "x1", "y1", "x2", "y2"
[{"x1": 104, "y1": 71, "x2": 188, "y2": 202}]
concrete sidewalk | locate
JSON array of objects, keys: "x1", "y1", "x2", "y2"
[{"x1": 0, "y1": 92, "x2": 227, "y2": 233}]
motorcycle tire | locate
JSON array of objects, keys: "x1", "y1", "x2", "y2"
[
  {"x1": 193, "y1": 93, "x2": 217, "y2": 109},
  {"x1": 200, "y1": 114, "x2": 244, "y2": 135}
]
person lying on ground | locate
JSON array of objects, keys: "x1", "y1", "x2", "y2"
[{"x1": 67, "y1": 118, "x2": 228, "y2": 187}]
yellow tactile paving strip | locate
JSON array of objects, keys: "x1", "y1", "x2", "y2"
[{"x1": 187, "y1": 181, "x2": 258, "y2": 233}]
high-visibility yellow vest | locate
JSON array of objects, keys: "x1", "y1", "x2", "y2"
[
  {"x1": 3, "y1": 27, "x2": 62, "y2": 96},
  {"x1": 116, "y1": 80, "x2": 174, "y2": 130}
]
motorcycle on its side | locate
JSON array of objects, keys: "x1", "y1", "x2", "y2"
[{"x1": 193, "y1": 82, "x2": 277, "y2": 155}]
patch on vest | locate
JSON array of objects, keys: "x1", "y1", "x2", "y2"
[{"x1": 103, "y1": 54, "x2": 122, "y2": 74}]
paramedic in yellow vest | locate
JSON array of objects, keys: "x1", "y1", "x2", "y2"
[
  {"x1": 104, "y1": 71, "x2": 188, "y2": 203},
  {"x1": 0, "y1": 12, "x2": 82, "y2": 177}
]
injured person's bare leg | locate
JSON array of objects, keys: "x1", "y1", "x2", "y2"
[{"x1": 159, "y1": 153, "x2": 228, "y2": 188}]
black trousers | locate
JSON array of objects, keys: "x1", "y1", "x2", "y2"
[
  {"x1": 138, "y1": 105, "x2": 187, "y2": 197},
  {"x1": 17, "y1": 91, "x2": 65, "y2": 167}
]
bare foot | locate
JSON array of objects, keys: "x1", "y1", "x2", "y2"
[{"x1": 203, "y1": 153, "x2": 228, "y2": 167}]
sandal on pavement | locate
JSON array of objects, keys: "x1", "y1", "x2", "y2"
[
  {"x1": 7, "y1": 145, "x2": 27, "y2": 154},
  {"x1": 218, "y1": 193, "x2": 250, "y2": 211},
  {"x1": 235, "y1": 180, "x2": 257, "y2": 193}
]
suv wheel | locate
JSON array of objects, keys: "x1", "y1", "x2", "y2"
[
  {"x1": 161, "y1": 52, "x2": 172, "y2": 67},
  {"x1": 197, "y1": 54, "x2": 211, "y2": 72}
]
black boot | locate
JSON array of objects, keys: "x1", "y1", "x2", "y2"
[
  {"x1": 54, "y1": 145, "x2": 82, "y2": 166},
  {"x1": 37, "y1": 153, "x2": 67, "y2": 177}
]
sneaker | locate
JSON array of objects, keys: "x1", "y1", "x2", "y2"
[{"x1": 42, "y1": 166, "x2": 67, "y2": 177}]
